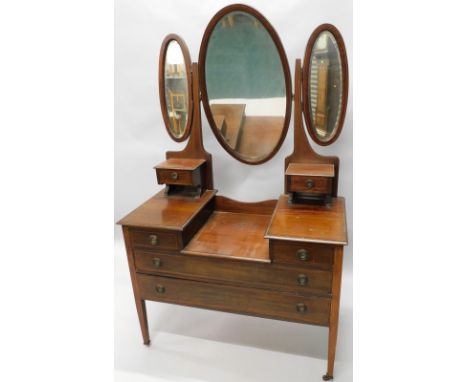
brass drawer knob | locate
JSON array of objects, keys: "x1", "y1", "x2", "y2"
[
  {"x1": 155, "y1": 285, "x2": 165, "y2": 294},
  {"x1": 305, "y1": 179, "x2": 315, "y2": 189},
  {"x1": 296, "y1": 303, "x2": 308, "y2": 313},
  {"x1": 149, "y1": 234, "x2": 158, "y2": 245},
  {"x1": 297, "y1": 249, "x2": 310, "y2": 261},
  {"x1": 297, "y1": 274, "x2": 308, "y2": 286},
  {"x1": 170, "y1": 171, "x2": 178, "y2": 180},
  {"x1": 152, "y1": 258, "x2": 162, "y2": 267}
]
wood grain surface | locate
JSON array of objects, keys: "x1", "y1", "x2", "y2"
[{"x1": 266, "y1": 194, "x2": 347, "y2": 245}]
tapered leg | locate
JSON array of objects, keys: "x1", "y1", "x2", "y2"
[
  {"x1": 323, "y1": 321, "x2": 338, "y2": 380},
  {"x1": 122, "y1": 226, "x2": 151, "y2": 345},
  {"x1": 323, "y1": 246, "x2": 344, "y2": 381},
  {"x1": 134, "y1": 298, "x2": 150, "y2": 345}
]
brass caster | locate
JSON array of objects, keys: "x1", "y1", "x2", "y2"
[{"x1": 322, "y1": 375, "x2": 333, "y2": 381}]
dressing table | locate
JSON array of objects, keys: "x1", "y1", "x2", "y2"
[{"x1": 118, "y1": 4, "x2": 349, "y2": 380}]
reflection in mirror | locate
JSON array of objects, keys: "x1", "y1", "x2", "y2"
[
  {"x1": 309, "y1": 31, "x2": 343, "y2": 142},
  {"x1": 164, "y1": 41, "x2": 189, "y2": 139},
  {"x1": 204, "y1": 11, "x2": 288, "y2": 163}
]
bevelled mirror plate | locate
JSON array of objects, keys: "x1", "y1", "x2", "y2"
[
  {"x1": 199, "y1": 5, "x2": 291, "y2": 165},
  {"x1": 159, "y1": 34, "x2": 193, "y2": 142},
  {"x1": 303, "y1": 24, "x2": 348, "y2": 146}
]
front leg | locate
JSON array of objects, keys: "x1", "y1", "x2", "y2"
[
  {"x1": 323, "y1": 246, "x2": 343, "y2": 380},
  {"x1": 134, "y1": 298, "x2": 150, "y2": 345},
  {"x1": 123, "y1": 226, "x2": 151, "y2": 345}
]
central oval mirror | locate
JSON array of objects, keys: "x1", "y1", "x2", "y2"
[{"x1": 199, "y1": 5, "x2": 291, "y2": 165}]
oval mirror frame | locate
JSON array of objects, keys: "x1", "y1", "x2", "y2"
[
  {"x1": 303, "y1": 24, "x2": 349, "y2": 146},
  {"x1": 159, "y1": 34, "x2": 193, "y2": 142},
  {"x1": 198, "y1": 4, "x2": 292, "y2": 165}
]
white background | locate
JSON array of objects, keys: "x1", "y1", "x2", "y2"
[
  {"x1": 115, "y1": 1, "x2": 353, "y2": 380},
  {"x1": 1, "y1": 1, "x2": 467, "y2": 382}
]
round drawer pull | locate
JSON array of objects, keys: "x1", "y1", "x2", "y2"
[
  {"x1": 297, "y1": 249, "x2": 310, "y2": 261},
  {"x1": 296, "y1": 303, "x2": 308, "y2": 313},
  {"x1": 297, "y1": 274, "x2": 308, "y2": 286},
  {"x1": 170, "y1": 171, "x2": 178, "y2": 180},
  {"x1": 149, "y1": 235, "x2": 158, "y2": 245},
  {"x1": 305, "y1": 179, "x2": 315, "y2": 189},
  {"x1": 152, "y1": 258, "x2": 162, "y2": 267},
  {"x1": 155, "y1": 285, "x2": 165, "y2": 294}
]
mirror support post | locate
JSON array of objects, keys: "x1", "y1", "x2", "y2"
[
  {"x1": 165, "y1": 62, "x2": 214, "y2": 190},
  {"x1": 284, "y1": 59, "x2": 340, "y2": 196}
]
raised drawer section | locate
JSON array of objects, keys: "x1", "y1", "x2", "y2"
[
  {"x1": 134, "y1": 251, "x2": 332, "y2": 296},
  {"x1": 156, "y1": 168, "x2": 200, "y2": 187},
  {"x1": 270, "y1": 240, "x2": 334, "y2": 270},
  {"x1": 288, "y1": 175, "x2": 332, "y2": 194},
  {"x1": 130, "y1": 229, "x2": 179, "y2": 251},
  {"x1": 137, "y1": 273, "x2": 330, "y2": 326}
]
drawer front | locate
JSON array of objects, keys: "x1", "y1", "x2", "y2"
[
  {"x1": 130, "y1": 230, "x2": 179, "y2": 251},
  {"x1": 157, "y1": 169, "x2": 195, "y2": 186},
  {"x1": 137, "y1": 274, "x2": 330, "y2": 326},
  {"x1": 134, "y1": 251, "x2": 332, "y2": 296},
  {"x1": 288, "y1": 175, "x2": 332, "y2": 194},
  {"x1": 270, "y1": 240, "x2": 334, "y2": 270}
]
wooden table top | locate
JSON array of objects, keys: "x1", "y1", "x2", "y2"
[
  {"x1": 182, "y1": 211, "x2": 271, "y2": 263},
  {"x1": 285, "y1": 163, "x2": 335, "y2": 177},
  {"x1": 154, "y1": 158, "x2": 206, "y2": 171},
  {"x1": 117, "y1": 189, "x2": 216, "y2": 230},
  {"x1": 265, "y1": 195, "x2": 347, "y2": 245}
]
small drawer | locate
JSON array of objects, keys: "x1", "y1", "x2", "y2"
[
  {"x1": 130, "y1": 229, "x2": 179, "y2": 251},
  {"x1": 154, "y1": 158, "x2": 205, "y2": 188},
  {"x1": 270, "y1": 240, "x2": 334, "y2": 270},
  {"x1": 134, "y1": 251, "x2": 332, "y2": 296},
  {"x1": 156, "y1": 169, "x2": 199, "y2": 186},
  {"x1": 137, "y1": 273, "x2": 330, "y2": 326},
  {"x1": 288, "y1": 175, "x2": 332, "y2": 194}
]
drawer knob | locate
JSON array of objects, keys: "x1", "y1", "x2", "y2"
[
  {"x1": 297, "y1": 249, "x2": 310, "y2": 261},
  {"x1": 155, "y1": 285, "x2": 165, "y2": 294},
  {"x1": 296, "y1": 303, "x2": 308, "y2": 313},
  {"x1": 152, "y1": 258, "x2": 162, "y2": 267},
  {"x1": 297, "y1": 274, "x2": 308, "y2": 286},
  {"x1": 170, "y1": 171, "x2": 178, "y2": 180},
  {"x1": 305, "y1": 179, "x2": 315, "y2": 189},
  {"x1": 149, "y1": 235, "x2": 158, "y2": 245}
]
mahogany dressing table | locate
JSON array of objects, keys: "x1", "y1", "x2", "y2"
[{"x1": 118, "y1": 5, "x2": 349, "y2": 380}]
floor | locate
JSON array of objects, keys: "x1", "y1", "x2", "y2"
[{"x1": 114, "y1": 237, "x2": 353, "y2": 382}]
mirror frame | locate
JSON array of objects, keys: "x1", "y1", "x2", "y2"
[
  {"x1": 198, "y1": 4, "x2": 292, "y2": 165},
  {"x1": 303, "y1": 23, "x2": 349, "y2": 146},
  {"x1": 159, "y1": 34, "x2": 193, "y2": 142}
]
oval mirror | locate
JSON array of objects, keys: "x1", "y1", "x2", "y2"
[
  {"x1": 303, "y1": 24, "x2": 348, "y2": 146},
  {"x1": 159, "y1": 34, "x2": 193, "y2": 142},
  {"x1": 199, "y1": 5, "x2": 291, "y2": 164}
]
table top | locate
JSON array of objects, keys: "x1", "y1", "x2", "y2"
[
  {"x1": 182, "y1": 211, "x2": 271, "y2": 263},
  {"x1": 117, "y1": 189, "x2": 216, "y2": 230},
  {"x1": 265, "y1": 194, "x2": 347, "y2": 245},
  {"x1": 285, "y1": 163, "x2": 335, "y2": 177},
  {"x1": 154, "y1": 158, "x2": 206, "y2": 171},
  {"x1": 118, "y1": 191, "x2": 347, "y2": 246}
]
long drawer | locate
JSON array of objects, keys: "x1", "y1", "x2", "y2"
[
  {"x1": 137, "y1": 273, "x2": 330, "y2": 326},
  {"x1": 134, "y1": 251, "x2": 332, "y2": 296}
]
